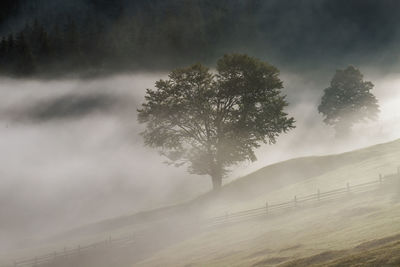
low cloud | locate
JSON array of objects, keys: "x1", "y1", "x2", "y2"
[{"x1": 15, "y1": 93, "x2": 118, "y2": 122}]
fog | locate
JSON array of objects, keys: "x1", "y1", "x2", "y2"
[
  {"x1": 246, "y1": 70, "x2": 400, "y2": 176},
  {"x1": 0, "y1": 67, "x2": 399, "y2": 254},
  {"x1": 0, "y1": 74, "x2": 208, "y2": 252}
]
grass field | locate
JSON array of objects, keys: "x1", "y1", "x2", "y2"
[
  {"x1": 193, "y1": 138, "x2": 400, "y2": 218},
  {"x1": 136, "y1": 188, "x2": 400, "y2": 266},
  {"x1": 1, "y1": 139, "x2": 400, "y2": 266},
  {"x1": 133, "y1": 138, "x2": 400, "y2": 266}
]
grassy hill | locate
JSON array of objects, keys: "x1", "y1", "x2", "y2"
[
  {"x1": 50, "y1": 138, "x2": 400, "y2": 238},
  {"x1": 188, "y1": 138, "x2": 400, "y2": 215},
  {"x1": 132, "y1": 139, "x2": 400, "y2": 266},
  {"x1": 137, "y1": 192, "x2": 400, "y2": 266},
  {"x1": 2, "y1": 138, "x2": 400, "y2": 266}
]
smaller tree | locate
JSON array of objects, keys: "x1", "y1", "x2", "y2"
[{"x1": 318, "y1": 66, "x2": 379, "y2": 137}]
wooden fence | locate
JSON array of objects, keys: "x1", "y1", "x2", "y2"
[
  {"x1": 207, "y1": 168, "x2": 400, "y2": 227},
  {"x1": 4, "y1": 234, "x2": 137, "y2": 267},
  {"x1": 2, "y1": 167, "x2": 400, "y2": 267}
]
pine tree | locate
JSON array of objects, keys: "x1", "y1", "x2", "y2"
[
  {"x1": 7, "y1": 34, "x2": 15, "y2": 51},
  {"x1": 51, "y1": 24, "x2": 64, "y2": 59},
  {"x1": 15, "y1": 32, "x2": 36, "y2": 75},
  {"x1": 4, "y1": 34, "x2": 17, "y2": 74},
  {"x1": 38, "y1": 28, "x2": 51, "y2": 64},
  {"x1": 64, "y1": 19, "x2": 85, "y2": 69},
  {"x1": 0, "y1": 37, "x2": 8, "y2": 73}
]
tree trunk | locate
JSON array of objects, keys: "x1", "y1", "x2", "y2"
[
  {"x1": 211, "y1": 174, "x2": 222, "y2": 191},
  {"x1": 334, "y1": 120, "x2": 351, "y2": 138}
]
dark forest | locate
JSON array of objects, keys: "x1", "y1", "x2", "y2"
[{"x1": 1, "y1": 0, "x2": 400, "y2": 76}]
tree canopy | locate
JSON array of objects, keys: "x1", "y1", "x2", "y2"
[
  {"x1": 318, "y1": 66, "x2": 379, "y2": 136},
  {"x1": 138, "y1": 54, "x2": 295, "y2": 190}
]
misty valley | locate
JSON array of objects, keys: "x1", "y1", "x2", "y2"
[{"x1": 1, "y1": 1, "x2": 400, "y2": 267}]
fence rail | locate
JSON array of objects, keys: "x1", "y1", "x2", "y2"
[
  {"x1": 3, "y1": 167, "x2": 400, "y2": 267},
  {"x1": 6, "y1": 236, "x2": 132, "y2": 267},
  {"x1": 207, "y1": 169, "x2": 400, "y2": 227}
]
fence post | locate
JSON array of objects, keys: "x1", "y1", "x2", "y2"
[
  {"x1": 64, "y1": 246, "x2": 67, "y2": 258},
  {"x1": 78, "y1": 245, "x2": 81, "y2": 254},
  {"x1": 347, "y1": 182, "x2": 350, "y2": 193},
  {"x1": 14, "y1": 260, "x2": 17, "y2": 267},
  {"x1": 34, "y1": 257, "x2": 38, "y2": 267},
  {"x1": 265, "y1": 201, "x2": 269, "y2": 214},
  {"x1": 317, "y1": 189, "x2": 320, "y2": 201},
  {"x1": 379, "y1": 174, "x2": 383, "y2": 185},
  {"x1": 294, "y1": 196, "x2": 297, "y2": 207}
]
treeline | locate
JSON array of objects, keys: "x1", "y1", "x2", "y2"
[
  {"x1": 0, "y1": 19, "x2": 110, "y2": 76},
  {"x1": 1, "y1": 0, "x2": 400, "y2": 76},
  {"x1": 0, "y1": 0, "x2": 245, "y2": 76}
]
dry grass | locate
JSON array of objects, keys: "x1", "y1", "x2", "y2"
[
  {"x1": 135, "y1": 190, "x2": 400, "y2": 266},
  {"x1": 282, "y1": 234, "x2": 400, "y2": 267},
  {"x1": 133, "y1": 140, "x2": 400, "y2": 266},
  {"x1": 2, "y1": 139, "x2": 400, "y2": 266}
]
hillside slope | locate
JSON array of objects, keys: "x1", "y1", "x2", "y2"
[
  {"x1": 137, "y1": 191, "x2": 400, "y2": 267},
  {"x1": 2, "y1": 138, "x2": 399, "y2": 267},
  {"x1": 58, "y1": 138, "x2": 400, "y2": 238},
  {"x1": 189, "y1": 138, "x2": 400, "y2": 215},
  {"x1": 133, "y1": 141, "x2": 400, "y2": 267}
]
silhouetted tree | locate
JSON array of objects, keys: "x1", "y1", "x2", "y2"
[
  {"x1": 0, "y1": 37, "x2": 7, "y2": 73},
  {"x1": 63, "y1": 19, "x2": 84, "y2": 67},
  {"x1": 15, "y1": 32, "x2": 36, "y2": 75},
  {"x1": 0, "y1": 37, "x2": 6, "y2": 54},
  {"x1": 318, "y1": 66, "x2": 379, "y2": 137},
  {"x1": 7, "y1": 34, "x2": 15, "y2": 52},
  {"x1": 50, "y1": 24, "x2": 64, "y2": 61},
  {"x1": 138, "y1": 54, "x2": 295, "y2": 190},
  {"x1": 38, "y1": 28, "x2": 50, "y2": 59},
  {"x1": 2, "y1": 34, "x2": 17, "y2": 74}
]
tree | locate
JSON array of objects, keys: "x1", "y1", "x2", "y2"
[
  {"x1": 318, "y1": 66, "x2": 379, "y2": 137},
  {"x1": 63, "y1": 19, "x2": 84, "y2": 67},
  {"x1": 50, "y1": 24, "x2": 65, "y2": 62},
  {"x1": 138, "y1": 54, "x2": 295, "y2": 191},
  {"x1": 15, "y1": 32, "x2": 36, "y2": 75},
  {"x1": 0, "y1": 37, "x2": 7, "y2": 63}
]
